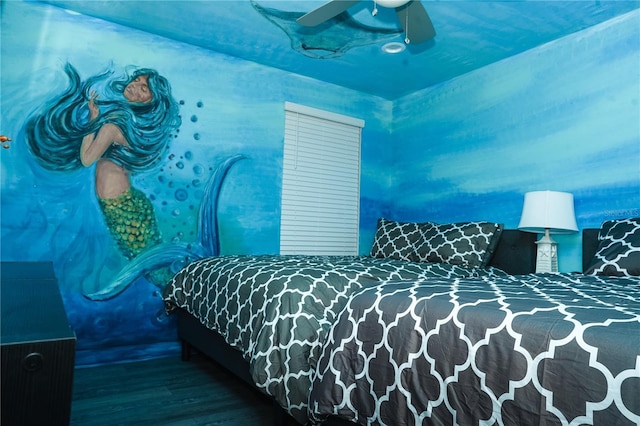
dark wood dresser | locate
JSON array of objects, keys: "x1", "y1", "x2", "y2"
[{"x1": 1, "y1": 261, "x2": 76, "y2": 425}]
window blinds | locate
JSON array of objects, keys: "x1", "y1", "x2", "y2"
[{"x1": 280, "y1": 102, "x2": 364, "y2": 255}]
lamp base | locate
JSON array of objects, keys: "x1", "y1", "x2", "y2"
[{"x1": 535, "y1": 229, "x2": 558, "y2": 273}]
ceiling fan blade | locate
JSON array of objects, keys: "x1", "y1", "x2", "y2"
[
  {"x1": 297, "y1": 0, "x2": 361, "y2": 27},
  {"x1": 396, "y1": 1, "x2": 436, "y2": 43}
]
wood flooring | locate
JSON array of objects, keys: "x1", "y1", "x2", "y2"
[{"x1": 70, "y1": 354, "x2": 289, "y2": 426}]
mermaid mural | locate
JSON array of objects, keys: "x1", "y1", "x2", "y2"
[
  {"x1": 26, "y1": 63, "x2": 181, "y2": 262},
  {"x1": 25, "y1": 62, "x2": 242, "y2": 300}
]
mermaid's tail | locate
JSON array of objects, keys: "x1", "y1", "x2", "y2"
[
  {"x1": 98, "y1": 187, "x2": 162, "y2": 260},
  {"x1": 84, "y1": 242, "x2": 206, "y2": 301},
  {"x1": 84, "y1": 154, "x2": 245, "y2": 300},
  {"x1": 198, "y1": 154, "x2": 245, "y2": 257}
]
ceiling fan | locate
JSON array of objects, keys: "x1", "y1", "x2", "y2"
[{"x1": 297, "y1": 0, "x2": 436, "y2": 44}]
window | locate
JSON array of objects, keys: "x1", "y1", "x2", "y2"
[{"x1": 280, "y1": 102, "x2": 364, "y2": 255}]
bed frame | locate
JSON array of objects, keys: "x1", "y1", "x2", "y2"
[{"x1": 177, "y1": 229, "x2": 599, "y2": 425}]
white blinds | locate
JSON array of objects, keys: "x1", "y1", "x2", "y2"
[{"x1": 280, "y1": 102, "x2": 364, "y2": 255}]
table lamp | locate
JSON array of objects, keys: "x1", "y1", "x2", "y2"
[{"x1": 518, "y1": 191, "x2": 578, "y2": 273}]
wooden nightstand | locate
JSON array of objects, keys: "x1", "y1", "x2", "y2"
[{"x1": 1, "y1": 261, "x2": 76, "y2": 425}]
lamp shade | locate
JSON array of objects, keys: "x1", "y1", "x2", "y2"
[{"x1": 518, "y1": 191, "x2": 578, "y2": 234}]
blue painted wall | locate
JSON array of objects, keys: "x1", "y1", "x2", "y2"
[
  {"x1": 1, "y1": 2, "x2": 638, "y2": 365},
  {"x1": 390, "y1": 10, "x2": 640, "y2": 272},
  {"x1": 1, "y1": 1, "x2": 392, "y2": 366}
]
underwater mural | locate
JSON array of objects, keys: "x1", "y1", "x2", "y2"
[
  {"x1": 3, "y1": 56, "x2": 247, "y2": 365},
  {"x1": 1, "y1": 1, "x2": 386, "y2": 367},
  {"x1": 26, "y1": 63, "x2": 180, "y2": 266},
  {"x1": 23, "y1": 62, "x2": 245, "y2": 301},
  {"x1": 252, "y1": 1, "x2": 402, "y2": 59}
]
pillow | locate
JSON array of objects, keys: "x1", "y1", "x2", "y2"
[
  {"x1": 370, "y1": 218, "x2": 431, "y2": 261},
  {"x1": 585, "y1": 218, "x2": 640, "y2": 277},
  {"x1": 414, "y1": 221, "x2": 504, "y2": 268}
]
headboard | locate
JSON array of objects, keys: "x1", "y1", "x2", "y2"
[
  {"x1": 489, "y1": 228, "x2": 600, "y2": 275},
  {"x1": 488, "y1": 230, "x2": 537, "y2": 275},
  {"x1": 582, "y1": 228, "x2": 600, "y2": 273},
  {"x1": 488, "y1": 228, "x2": 601, "y2": 275}
]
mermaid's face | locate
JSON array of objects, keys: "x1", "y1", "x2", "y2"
[{"x1": 124, "y1": 75, "x2": 152, "y2": 103}]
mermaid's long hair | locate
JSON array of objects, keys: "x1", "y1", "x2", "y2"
[{"x1": 26, "y1": 62, "x2": 181, "y2": 173}]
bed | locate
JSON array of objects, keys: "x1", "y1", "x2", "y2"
[
  {"x1": 163, "y1": 218, "x2": 640, "y2": 425},
  {"x1": 310, "y1": 219, "x2": 640, "y2": 425}
]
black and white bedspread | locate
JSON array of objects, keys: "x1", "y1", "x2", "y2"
[
  {"x1": 163, "y1": 255, "x2": 496, "y2": 424},
  {"x1": 309, "y1": 273, "x2": 640, "y2": 426}
]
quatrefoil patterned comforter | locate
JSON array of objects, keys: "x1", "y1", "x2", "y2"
[
  {"x1": 163, "y1": 255, "x2": 490, "y2": 423},
  {"x1": 309, "y1": 273, "x2": 640, "y2": 426}
]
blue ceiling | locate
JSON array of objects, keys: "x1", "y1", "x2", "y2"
[{"x1": 40, "y1": 0, "x2": 640, "y2": 99}]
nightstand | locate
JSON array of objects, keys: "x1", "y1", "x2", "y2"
[{"x1": 1, "y1": 261, "x2": 76, "y2": 425}]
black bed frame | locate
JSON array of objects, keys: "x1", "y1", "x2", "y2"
[{"x1": 178, "y1": 229, "x2": 600, "y2": 425}]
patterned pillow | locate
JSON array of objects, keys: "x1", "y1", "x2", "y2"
[
  {"x1": 370, "y1": 218, "x2": 432, "y2": 261},
  {"x1": 414, "y1": 222, "x2": 504, "y2": 268},
  {"x1": 585, "y1": 218, "x2": 640, "y2": 277}
]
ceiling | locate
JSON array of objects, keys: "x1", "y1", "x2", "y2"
[{"x1": 40, "y1": 0, "x2": 640, "y2": 99}]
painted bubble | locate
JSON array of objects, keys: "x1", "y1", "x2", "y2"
[
  {"x1": 174, "y1": 188, "x2": 188, "y2": 202},
  {"x1": 193, "y1": 164, "x2": 204, "y2": 175},
  {"x1": 193, "y1": 133, "x2": 200, "y2": 140},
  {"x1": 190, "y1": 115, "x2": 198, "y2": 123},
  {"x1": 197, "y1": 101, "x2": 203, "y2": 108},
  {"x1": 175, "y1": 161, "x2": 184, "y2": 169},
  {"x1": 184, "y1": 151, "x2": 193, "y2": 161}
]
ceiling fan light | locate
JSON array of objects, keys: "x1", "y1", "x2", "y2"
[
  {"x1": 382, "y1": 41, "x2": 406, "y2": 54},
  {"x1": 376, "y1": 0, "x2": 411, "y2": 8}
]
